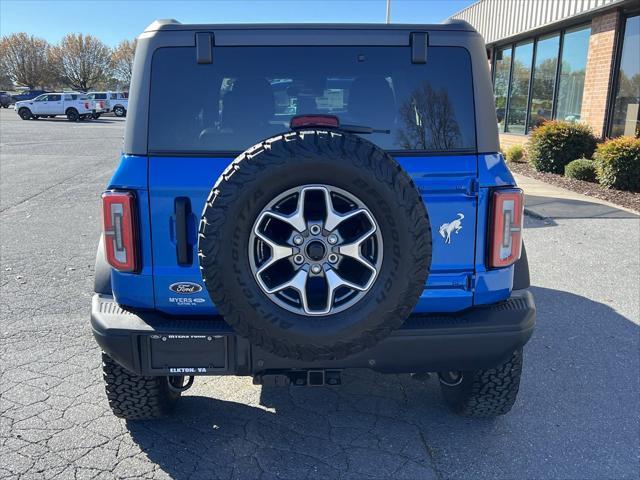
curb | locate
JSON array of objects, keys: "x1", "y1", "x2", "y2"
[{"x1": 523, "y1": 208, "x2": 547, "y2": 220}]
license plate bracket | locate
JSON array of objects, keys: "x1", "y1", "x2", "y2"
[{"x1": 146, "y1": 333, "x2": 228, "y2": 375}]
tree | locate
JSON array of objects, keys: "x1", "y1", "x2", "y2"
[
  {"x1": 0, "y1": 71, "x2": 13, "y2": 90},
  {"x1": 110, "y1": 39, "x2": 136, "y2": 86},
  {"x1": 0, "y1": 33, "x2": 51, "y2": 89},
  {"x1": 50, "y1": 33, "x2": 111, "y2": 91},
  {"x1": 396, "y1": 82, "x2": 462, "y2": 151}
]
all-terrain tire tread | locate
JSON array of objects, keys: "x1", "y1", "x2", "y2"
[
  {"x1": 101, "y1": 353, "x2": 179, "y2": 420},
  {"x1": 441, "y1": 349, "x2": 523, "y2": 418}
]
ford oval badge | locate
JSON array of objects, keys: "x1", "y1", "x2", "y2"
[{"x1": 169, "y1": 282, "x2": 203, "y2": 294}]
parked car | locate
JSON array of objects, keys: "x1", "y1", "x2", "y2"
[
  {"x1": 14, "y1": 92, "x2": 105, "y2": 121},
  {"x1": 87, "y1": 91, "x2": 129, "y2": 117},
  {"x1": 92, "y1": 20, "x2": 534, "y2": 421},
  {"x1": 0, "y1": 91, "x2": 12, "y2": 108},
  {"x1": 11, "y1": 89, "x2": 48, "y2": 102}
]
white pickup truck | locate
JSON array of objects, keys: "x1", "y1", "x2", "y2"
[
  {"x1": 14, "y1": 93, "x2": 105, "y2": 121},
  {"x1": 87, "y1": 91, "x2": 129, "y2": 117}
]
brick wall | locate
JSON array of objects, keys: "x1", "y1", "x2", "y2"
[{"x1": 580, "y1": 10, "x2": 620, "y2": 138}]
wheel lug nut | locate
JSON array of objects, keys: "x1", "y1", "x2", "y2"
[
  {"x1": 328, "y1": 253, "x2": 338, "y2": 264},
  {"x1": 309, "y1": 225, "x2": 321, "y2": 235},
  {"x1": 327, "y1": 234, "x2": 338, "y2": 245},
  {"x1": 293, "y1": 254, "x2": 304, "y2": 265},
  {"x1": 311, "y1": 264, "x2": 322, "y2": 274},
  {"x1": 293, "y1": 235, "x2": 304, "y2": 245}
]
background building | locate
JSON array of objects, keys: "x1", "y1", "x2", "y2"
[{"x1": 450, "y1": 0, "x2": 639, "y2": 148}]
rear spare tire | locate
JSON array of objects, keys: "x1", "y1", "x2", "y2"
[{"x1": 199, "y1": 130, "x2": 432, "y2": 361}]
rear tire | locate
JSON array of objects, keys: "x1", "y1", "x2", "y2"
[
  {"x1": 113, "y1": 105, "x2": 126, "y2": 117},
  {"x1": 18, "y1": 108, "x2": 32, "y2": 120},
  {"x1": 439, "y1": 349, "x2": 523, "y2": 418},
  {"x1": 66, "y1": 108, "x2": 79, "y2": 121},
  {"x1": 102, "y1": 353, "x2": 181, "y2": 420}
]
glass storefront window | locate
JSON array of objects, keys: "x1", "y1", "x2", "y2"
[
  {"x1": 555, "y1": 26, "x2": 591, "y2": 122},
  {"x1": 493, "y1": 46, "x2": 512, "y2": 131},
  {"x1": 610, "y1": 15, "x2": 640, "y2": 138},
  {"x1": 528, "y1": 34, "x2": 560, "y2": 130},
  {"x1": 506, "y1": 41, "x2": 534, "y2": 134},
  {"x1": 492, "y1": 24, "x2": 591, "y2": 135}
]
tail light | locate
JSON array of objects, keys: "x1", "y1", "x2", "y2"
[
  {"x1": 489, "y1": 189, "x2": 524, "y2": 268},
  {"x1": 102, "y1": 191, "x2": 139, "y2": 272}
]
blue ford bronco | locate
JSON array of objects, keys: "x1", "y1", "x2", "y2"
[{"x1": 92, "y1": 20, "x2": 535, "y2": 420}]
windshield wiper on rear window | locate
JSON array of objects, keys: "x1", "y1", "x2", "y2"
[{"x1": 339, "y1": 124, "x2": 390, "y2": 134}]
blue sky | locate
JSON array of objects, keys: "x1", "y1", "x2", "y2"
[{"x1": 0, "y1": 0, "x2": 474, "y2": 46}]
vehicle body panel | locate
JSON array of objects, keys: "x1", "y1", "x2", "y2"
[{"x1": 105, "y1": 150, "x2": 515, "y2": 314}]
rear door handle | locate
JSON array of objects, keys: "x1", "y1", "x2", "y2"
[{"x1": 174, "y1": 197, "x2": 192, "y2": 265}]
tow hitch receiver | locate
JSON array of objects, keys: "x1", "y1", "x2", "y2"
[{"x1": 253, "y1": 370, "x2": 342, "y2": 387}]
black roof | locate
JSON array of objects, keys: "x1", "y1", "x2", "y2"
[{"x1": 144, "y1": 18, "x2": 475, "y2": 33}]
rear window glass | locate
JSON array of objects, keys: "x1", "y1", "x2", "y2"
[{"x1": 149, "y1": 46, "x2": 476, "y2": 153}]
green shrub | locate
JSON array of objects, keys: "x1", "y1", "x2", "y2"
[
  {"x1": 527, "y1": 121, "x2": 597, "y2": 174},
  {"x1": 564, "y1": 158, "x2": 597, "y2": 182},
  {"x1": 594, "y1": 136, "x2": 640, "y2": 191},
  {"x1": 505, "y1": 144, "x2": 525, "y2": 163}
]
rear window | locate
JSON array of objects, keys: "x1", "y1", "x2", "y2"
[{"x1": 149, "y1": 46, "x2": 476, "y2": 153}]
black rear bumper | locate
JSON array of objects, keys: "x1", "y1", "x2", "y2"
[{"x1": 91, "y1": 290, "x2": 535, "y2": 376}]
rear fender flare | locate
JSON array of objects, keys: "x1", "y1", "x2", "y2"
[
  {"x1": 513, "y1": 243, "x2": 530, "y2": 290},
  {"x1": 94, "y1": 235, "x2": 112, "y2": 294}
]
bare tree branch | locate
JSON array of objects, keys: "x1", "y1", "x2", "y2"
[
  {"x1": 0, "y1": 33, "x2": 52, "y2": 89},
  {"x1": 110, "y1": 39, "x2": 136, "y2": 86},
  {"x1": 50, "y1": 34, "x2": 111, "y2": 91},
  {"x1": 396, "y1": 82, "x2": 462, "y2": 151}
]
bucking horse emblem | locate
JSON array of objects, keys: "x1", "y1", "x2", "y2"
[{"x1": 439, "y1": 213, "x2": 464, "y2": 244}]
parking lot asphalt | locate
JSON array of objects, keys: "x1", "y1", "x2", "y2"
[{"x1": 1, "y1": 107, "x2": 639, "y2": 479}]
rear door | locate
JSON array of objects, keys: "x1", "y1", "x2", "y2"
[{"x1": 147, "y1": 39, "x2": 479, "y2": 314}]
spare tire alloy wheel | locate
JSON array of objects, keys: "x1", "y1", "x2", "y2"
[
  {"x1": 249, "y1": 185, "x2": 383, "y2": 315},
  {"x1": 199, "y1": 131, "x2": 432, "y2": 361}
]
